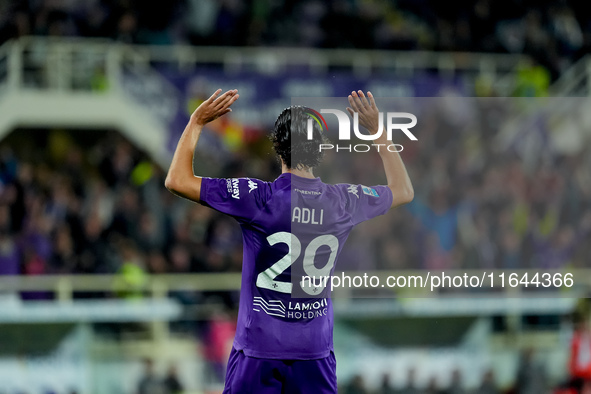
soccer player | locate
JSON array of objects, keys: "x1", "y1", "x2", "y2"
[{"x1": 165, "y1": 89, "x2": 414, "y2": 393}]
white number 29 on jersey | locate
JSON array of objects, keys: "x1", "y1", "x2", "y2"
[{"x1": 255, "y1": 232, "x2": 339, "y2": 296}]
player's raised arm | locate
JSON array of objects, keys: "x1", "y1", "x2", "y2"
[
  {"x1": 347, "y1": 90, "x2": 414, "y2": 209},
  {"x1": 165, "y1": 89, "x2": 239, "y2": 202}
]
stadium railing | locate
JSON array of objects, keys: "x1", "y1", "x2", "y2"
[
  {"x1": 0, "y1": 270, "x2": 581, "y2": 346},
  {"x1": 0, "y1": 42, "x2": 7, "y2": 94},
  {"x1": 550, "y1": 54, "x2": 591, "y2": 96},
  {"x1": 0, "y1": 36, "x2": 179, "y2": 167},
  {"x1": 0, "y1": 36, "x2": 529, "y2": 93},
  {"x1": 0, "y1": 269, "x2": 582, "y2": 301},
  {"x1": 138, "y1": 43, "x2": 526, "y2": 80}
]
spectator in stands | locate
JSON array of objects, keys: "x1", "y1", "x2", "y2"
[
  {"x1": 395, "y1": 368, "x2": 422, "y2": 394},
  {"x1": 135, "y1": 211, "x2": 165, "y2": 252},
  {"x1": 343, "y1": 374, "x2": 369, "y2": 394},
  {"x1": 114, "y1": 11, "x2": 138, "y2": 44},
  {"x1": 77, "y1": 212, "x2": 112, "y2": 274},
  {"x1": 378, "y1": 373, "x2": 395, "y2": 394},
  {"x1": 147, "y1": 250, "x2": 168, "y2": 275},
  {"x1": 113, "y1": 238, "x2": 148, "y2": 299},
  {"x1": 204, "y1": 310, "x2": 236, "y2": 384},
  {"x1": 515, "y1": 348, "x2": 548, "y2": 394},
  {"x1": 0, "y1": 204, "x2": 19, "y2": 276},
  {"x1": 424, "y1": 376, "x2": 444, "y2": 394},
  {"x1": 185, "y1": 0, "x2": 219, "y2": 45},
  {"x1": 445, "y1": 369, "x2": 467, "y2": 394},
  {"x1": 137, "y1": 358, "x2": 165, "y2": 394},
  {"x1": 514, "y1": 59, "x2": 551, "y2": 97},
  {"x1": 48, "y1": 224, "x2": 77, "y2": 274},
  {"x1": 476, "y1": 370, "x2": 499, "y2": 394},
  {"x1": 163, "y1": 364, "x2": 184, "y2": 394},
  {"x1": 569, "y1": 313, "x2": 591, "y2": 391}
]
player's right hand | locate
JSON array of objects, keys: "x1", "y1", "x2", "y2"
[{"x1": 191, "y1": 89, "x2": 239, "y2": 126}]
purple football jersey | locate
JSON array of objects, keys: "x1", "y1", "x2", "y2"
[{"x1": 200, "y1": 173, "x2": 392, "y2": 359}]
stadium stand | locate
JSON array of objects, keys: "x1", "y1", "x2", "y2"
[
  {"x1": 1, "y1": 1, "x2": 591, "y2": 394},
  {"x1": 1, "y1": 0, "x2": 589, "y2": 79}
]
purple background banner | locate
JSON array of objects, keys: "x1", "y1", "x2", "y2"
[{"x1": 158, "y1": 69, "x2": 465, "y2": 150}]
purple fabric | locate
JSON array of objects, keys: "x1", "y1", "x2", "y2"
[
  {"x1": 223, "y1": 347, "x2": 337, "y2": 394},
  {"x1": 200, "y1": 173, "x2": 392, "y2": 360},
  {"x1": 0, "y1": 238, "x2": 19, "y2": 275},
  {"x1": 21, "y1": 232, "x2": 52, "y2": 261}
]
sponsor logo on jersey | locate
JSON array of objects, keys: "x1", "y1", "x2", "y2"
[
  {"x1": 294, "y1": 188, "x2": 321, "y2": 195},
  {"x1": 347, "y1": 184, "x2": 359, "y2": 198},
  {"x1": 247, "y1": 179, "x2": 258, "y2": 193},
  {"x1": 361, "y1": 185, "x2": 379, "y2": 197},
  {"x1": 228, "y1": 178, "x2": 240, "y2": 199},
  {"x1": 286, "y1": 298, "x2": 329, "y2": 320},
  {"x1": 253, "y1": 296, "x2": 285, "y2": 318},
  {"x1": 253, "y1": 297, "x2": 329, "y2": 321}
]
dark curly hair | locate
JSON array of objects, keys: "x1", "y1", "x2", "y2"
[{"x1": 270, "y1": 106, "x2": 328, "y2": 169}]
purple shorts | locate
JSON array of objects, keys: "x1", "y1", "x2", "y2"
[{"x1": 223, "y1": 347, "x2": 337, "y2": 394}]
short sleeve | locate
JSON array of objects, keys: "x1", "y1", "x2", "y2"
[
  {"x1": 342, "y1": 184, "x2": 393, "y2": 226},
  {"x1": 200, "y1": 177, "x2": 268, "y2": 223}
]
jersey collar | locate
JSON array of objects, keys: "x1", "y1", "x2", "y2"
[{"x1": 278, "y1": 173, "x2": 322, "y2": 184}]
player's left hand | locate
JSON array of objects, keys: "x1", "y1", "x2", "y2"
[
  {"x1": 347, "y1": 90, "x2": 383, "y2": 141},
  {"x1": 191, "y1": 89, "x2": 239, "y2": 126}
]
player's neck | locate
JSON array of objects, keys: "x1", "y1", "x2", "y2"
[{"x1": 282, "y1": 164, "x2": 315, "y2": 179}]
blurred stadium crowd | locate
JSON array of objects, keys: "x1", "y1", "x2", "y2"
[
  {"x1": 1, "y1": 99, "x2": 590, "y2": 284},
  {"x1": 322, "y1": 99, "x2": 591, "y2": 275},
  {"x1": 342, "y1": 365, "x2": 538, "y2": 394},
  {"x1": 136, "y1": 359, "x2": 184, "y2": 394},
  {"x1": 0, "y1": 0, "x2": 589, "y2": 79},
  {"x1": 0, "y1": 131, "x2": 256, "y2": 290}
]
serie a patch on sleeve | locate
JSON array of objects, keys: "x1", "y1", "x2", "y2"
[{"x1": 361, "y1": 186, "x2": 379, "y2": 197}]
